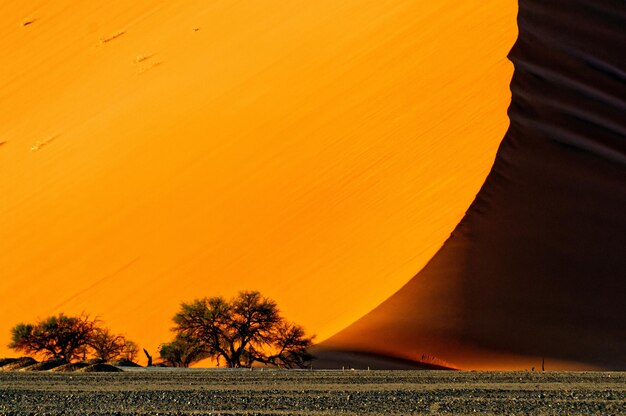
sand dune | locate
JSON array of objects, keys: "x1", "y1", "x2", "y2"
[
  {"x1": 0, "y1": 1, "x2": 516, "y2": 360},
  {"x1": 319, "y1": 0, "x2": 626, "y2": 370}
]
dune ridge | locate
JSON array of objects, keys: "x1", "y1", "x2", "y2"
[{"x1": 318, "y1": 0, "x2": 626, "y2": 370}]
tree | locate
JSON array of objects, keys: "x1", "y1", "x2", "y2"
[
  {"x1": 259, "y1": 322, "x2": 315, "y2": 369},
  {"x1": 159, "y1": 334, "x2": 209, "y2": 367},
  {"x1": 120, "y1": 339, "x2": 139, "y2": 362},
  {"x1": 9, "y1": 314, "x2": 139, "y2": 364},
  {"x1": 89, "y1": 328, "x2": 131, "y2": 362},
  {"x1": 9, "y1": 314, "x2": 96, "y2": 362},
  {"x1": 143, "y1": 348, "x2": 153, "y2": 367},
  {"x1": 171, "y1": 291, "x2": 314, "y2": 368}
]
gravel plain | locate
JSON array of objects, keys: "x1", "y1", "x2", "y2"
[{"x1": 0, "y1": 369, "x2": 625, "y2": 415}]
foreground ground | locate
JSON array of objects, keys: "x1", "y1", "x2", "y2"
[{"x1": 0, "y1": 370, "x2": 624, "y2": 415}]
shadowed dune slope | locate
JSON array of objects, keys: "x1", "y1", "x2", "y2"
[
  {"x1": 319, "y1": 0, "x2": 626, "y2": 370},
  {"x1": 0, "y1": 2, "x2": 516, "y2": 360}
]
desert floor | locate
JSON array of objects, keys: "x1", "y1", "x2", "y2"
[{"x1": 0, "y1": 369, "x2": 624, "y2": 415}]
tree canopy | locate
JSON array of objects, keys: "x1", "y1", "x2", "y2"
[
  {"x1": 9, "y1": 314, "x2": 95, "y2": 362},
  {"x1": 8, "y1": 313, "x2": 137, "y2": 363},
  {"x1": 89, "y1": 327, "x2": 138, "y2": 362},
  {"x1": 170, "y1": 291, "x2": 314, "y2": 368},
  {"x1": 159, "y1": 334, "x2": 209, "y2": 368}
]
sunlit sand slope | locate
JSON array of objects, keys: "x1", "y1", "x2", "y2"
[
  {"x1": 320, "y1": 0, "x2": 626, "y2": 370},
  {"x1": 0, "y1": 1, "x2": 516, "y2": 360}
]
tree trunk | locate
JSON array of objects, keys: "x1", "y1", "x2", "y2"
[{"x1": 143, "y1": 348, "x2": 153, "y2": 367}]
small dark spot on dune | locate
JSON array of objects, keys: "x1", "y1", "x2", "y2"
[
  {"x1": 0, "y1": 141, "x2": 6, "y2": 146},
  {"x1": 193, "y1": 27, "x2": 200, "y2": 32},
  {"x1": 22, "y1": 20, "x2": 35, "y2": 27}
]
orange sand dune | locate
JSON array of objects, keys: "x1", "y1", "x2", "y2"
[
  {"x1": 0, "y1": 1, "x2": 516, "y2": 361},
  {"x1": 319, "y1": 0, "x2": 626, "y2": 370}
]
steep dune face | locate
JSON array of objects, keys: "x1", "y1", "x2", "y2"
[
  {"x1": 0, "y1": 2, "x2": 516, "y2": 359},
  {"x1": 320, "y1": 0, "x2": 626, "y2": 370}
]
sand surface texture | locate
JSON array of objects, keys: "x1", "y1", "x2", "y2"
[
  {"x1": 1, "y1": 370, "x2": 625, "y2": 415},
  {"x1": 0, "y1": 1, "x2": 516, "y2": 360}
]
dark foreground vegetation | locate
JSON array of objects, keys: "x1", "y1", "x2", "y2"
[
  {"x1": 7, "y1": 291, "x2": 314, "y2": 369},
  {"x1": 0, "y1": 370, "x2": 624, "y2": 415},
  {"x1": 9, "y1": 314, "x2": 139, "y2": 365},
  {"x1": 161, "y1": 291, "x2": 314, "y2": 368}
]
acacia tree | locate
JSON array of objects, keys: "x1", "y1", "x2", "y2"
[
  {"x1": 159, "y1": 334, "x2": 209, "y2": 367},
  {"x1": 171, "y1": 291, "x2": 314, "y2": 368},
  {"x1": 9, "y1": 314, "x2": 96, "y2": 362},
  {"x1": 9, "y1": 314, "x2": 139, "y2": 363},
  {"x1": 260, "y1": 322, "x2": 314, "y2": 368},
  {"x1": 89, "y1": 328, "x2": 137, "y2": 362},
  {"x1": 120, "y1": 339, "x2": 140, "y2": 362}
]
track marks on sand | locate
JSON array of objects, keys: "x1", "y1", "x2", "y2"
[
  {"x1": 100, "y1": 31, "x2": 126, "y2": 45},
  {"x1": 134, "y1": 53, "x2": 162, "y2": 75},
  {"x1": 30, "y1": 136, "x2": 57, "y2": 152}
]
